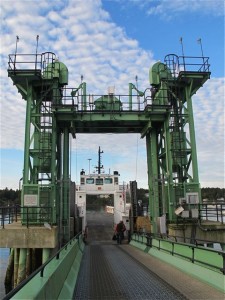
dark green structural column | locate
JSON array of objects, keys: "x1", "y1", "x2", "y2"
[
  {"x1": 63, "y1": 127, "x2": 70, "y2": 243},
  {"x1": 51, "y1": 117, "x2": 57, "y2": 224},
  {"x1": 23, "y1": 85, "x2": 32, "y2": 185},
  {"x1": 146, "y1": 129, "x2": 159, "y2": 234},
  {"x1": 186, "y1": 85, "x2": 199, "y2": 184},
  {"x1": 163, "y1": 119, "x2": 176, "y2": 221}
]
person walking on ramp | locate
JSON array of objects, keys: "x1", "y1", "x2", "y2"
[{"x1": 115, "y1": 220, "x2": 126, "y2": 244}]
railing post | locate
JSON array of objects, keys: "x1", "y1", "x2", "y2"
[
  {"x1": 221, "y1": 252, "x2": 225, "y2": 275},
  {"x1": 9, "y1": 208, "x2": 11, "y2": 224},
  {"x1": 191, "y1": 246, "x2": 194, "y2": 263},
  {"x1": 26, "y1": 207, "x2": 28, "y2": 228},
  {"x1": 216, "y1": 205, "x2": 219, "y2": 222},
  {"x1": 221, "y1": 204, "x2": 223, "y2": 224},
  {"x1": 2, "y1": 208, "x2": 5, "y2": 229},
  {"x1": 146, "y1": 234, "x2": 152, "y2": 248}
]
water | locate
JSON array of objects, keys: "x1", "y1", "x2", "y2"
[
  {"x1": 0, "y1": 215, "x2": 10, "y2": 298},
  {"x1": 0, "y1": 248, "x2": 10, "y2": 298},
  {"x1": 202, "y1": 206, "x2": 225, "y2": 251},
  {"x1": 201, "y1": 206, "x2": 225, "y2": 227}
]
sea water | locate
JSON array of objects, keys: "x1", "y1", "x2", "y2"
[
  {"x1": 0, "y1": 248, "x2": 10, "y2": 298},
  {"x1": 0, "y1": 215, "x2": 10, "y2": 298}
]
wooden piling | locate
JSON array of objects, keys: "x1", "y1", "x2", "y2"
[{"x1": 4, "y1": 248, "x2": 14, "y2": 294}]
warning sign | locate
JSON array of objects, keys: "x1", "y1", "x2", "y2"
[{"x1": 24, "y1": 194, "x2": 38, "y2": 206}]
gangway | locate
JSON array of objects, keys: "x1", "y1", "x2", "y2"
[{"x1": 3, "y1": 211, "x2": 225, "y2": 299}]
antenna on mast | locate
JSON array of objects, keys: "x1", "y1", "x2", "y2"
[
  {"x1": 95, "y1": 146, "x2": 104, "y2": 174},
  {"x1": 15, "y1": 36, "x2": 19, "y2": 54},
  {"x1": 197, "y1": 38, "x2": 206, "y2": 71},
  {"x1": 36, "y1": 35, "x2": 39, "y2": 55},
  {"x1": 14, "y1": 36, "x2": 19, "y2": 67},
  {"x1": 179, "y1": 37, "x2": 185, "y2": 56},
  {"x1": 135, "y1": 75, "x2": 140, "y2": 110},
  {"x1": 197, "y1": 38, "x2": 204, "y2": 57},
  {"x1": 35, "y1": 35, "x2": 39, "y2": 69},
  {"x1": 179, "y1": 37, "x2": 186, "y2": 71}
]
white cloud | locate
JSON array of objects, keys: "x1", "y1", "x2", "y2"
[{"x1": 193, "y1": 77, "x2": 224, "y2": 187}]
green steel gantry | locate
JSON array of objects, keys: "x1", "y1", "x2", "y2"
[{"x1": 8, "y1": 51, "x2": 210, "y2": 237}]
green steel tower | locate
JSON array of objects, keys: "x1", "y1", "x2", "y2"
[
  {"x1": 7, "y1": 52, "x2": 210, "y2": 235},
  {"x1": 8, "y1": 53, "x2": 71, "y2": 244},
  {"x1": 6, "y1": 50, "x2": 210, "y2": 286}
]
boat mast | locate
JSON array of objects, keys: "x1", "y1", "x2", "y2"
[{"x1": 96, "y1": 146, "x2": 104, "y2": 174}]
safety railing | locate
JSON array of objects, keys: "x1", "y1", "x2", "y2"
[
  {"x1": 131, "y1": 232, "x2": 225, "y2": 275},
  {"x1": 8, "y1": 52, "x2": 56, "y2": 74},
  {"x1": 53, "y1": 87, "x2": 150, "y2": 111},
  {"x1": 0, "y1": 206, "x2": 20, "y2": 228},
  {"x1": 199, "y1": 203, "x2": 225, "y2": 224},
  {"x1": 173, "y1": 203, "x2": 225, "y2": 224},
  {"x1": 21, "y1": 206, "x2": 52, "y2": 227},
  {"x1": 179, "y1": 55, "x2": 210, "y2": 72},
  {"x1": 164, "y1": 54, "x2": 210, "y2": 77},
  {"x1": 0, "y1": 205, "x2": 52, "y2": 228},
  {"x1": 52, "y1": 87, "x2": 172, "y2": 113},
  {"x1": 3, "y1": 232, "x2": 83, "y2": 300}
]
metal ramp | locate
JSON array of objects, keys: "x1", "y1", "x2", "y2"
[
  {"x1": 73, "y1": 211, "x2": 186, "y2": 299},
  {"x1": 73, "y1": 211, "x2": 224, "y2": 300},
  {"x1": 73, "y1": 243, "x2": 186, "y2": 300}
]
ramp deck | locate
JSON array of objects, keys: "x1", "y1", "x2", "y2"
[{"x1": 73, "y1": 211, "x2": 224, "y2": 299}]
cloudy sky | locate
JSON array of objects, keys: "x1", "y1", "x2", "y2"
[{"x1": 0, "y1": 0, "x2": 224, "y2": 190}]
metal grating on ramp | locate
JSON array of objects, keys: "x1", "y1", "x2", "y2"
[{"x1": 73, "y1": 243, "x2": 187, "y2": 300}]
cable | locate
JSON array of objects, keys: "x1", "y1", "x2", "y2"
[{"x1": 135, "y1": 133, "x2": 139, "y2": 180}]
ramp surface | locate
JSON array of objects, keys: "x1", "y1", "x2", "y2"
[
  {"x1": 73, "y1": 210, "x2": 224, "y2": 299},
  {"x1": 73, "y1": 211, "x2": 186, "y2": 299}
]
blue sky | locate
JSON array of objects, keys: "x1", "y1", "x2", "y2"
[{"x1": 0, "y1": 0, "x2": 224, "y2": 190}]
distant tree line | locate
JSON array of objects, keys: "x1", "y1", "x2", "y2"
[
  {"x1": 137, "y1": 188, "x2": 224, "y2": 203},
  {"x1": 0, "y1": 187, "x2": 224, "y2": 207},
  {"x1": 0, "y1": 188, "x2": 20, "y2": 206},
  {"x1": 201, "y1": 187, "x2": 224, "y2": 201}
]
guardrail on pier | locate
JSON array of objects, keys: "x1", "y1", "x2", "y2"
[
  {"x1": 131, "y1": 233, "x2": 225, "y2": 293},
  {"x1": 0, "y1": 205, "x2": 52, "y2": 228},
  {"x1": 3, "y1": 232, "x2": 84, "y2": 300}
]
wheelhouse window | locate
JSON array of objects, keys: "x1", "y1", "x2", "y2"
[
  {"x1": 104, "y1": 178, "x2": 113, "y2": 184},
  {"x1": 86, "y1": 178, "x2": 94, "y2": 184},
  {"x1": 96, "y1": 178, "x2": 103, "y2": 185},
  {"x1": 81, "y1": 177, "x2": 85, "y2": 185}
]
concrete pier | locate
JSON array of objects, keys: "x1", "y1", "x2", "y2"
[{"x1": 0, "y1": 221, "x2": 58, "y2": 249}]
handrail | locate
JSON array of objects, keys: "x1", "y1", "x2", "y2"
[
  {"x1": 8, "y1": 52, "x2": 56, "y2": 74},
  {"x1": 164, "y1": 54, "x2": 210, "y2": 76},
  {"x1": 199, "y1": 203, "x2": 225, "y2": 224},
  {"x1": 2, "y1": 232, "x2": 82, "y2": 300},
  {"x1": 0, "y1": 206, "x2": 20, "y2": 228},
  {"x1": 0, "y1": 205, "x2": 53, "y2": 228},
  {"x1": 132, "y1": 233, "x2": 225, "y2": 274}
]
